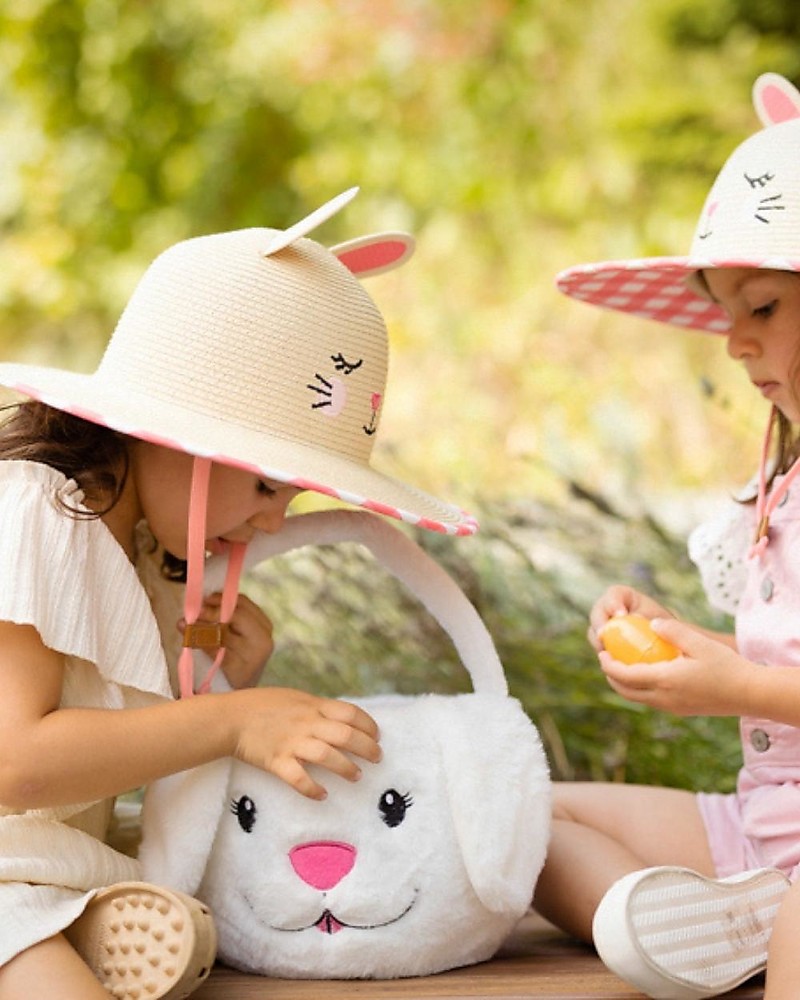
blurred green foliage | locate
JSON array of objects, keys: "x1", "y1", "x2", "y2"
[{"x1": 2, "y1": 0, "x2": 796, "y2": 788}]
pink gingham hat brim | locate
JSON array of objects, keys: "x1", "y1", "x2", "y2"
[
  {"x1": 554, "y1": 254, "x2": 800, "y2": 335},
  {"x1": 555, "y1": 256, "x2": 729, "y2": 333}
]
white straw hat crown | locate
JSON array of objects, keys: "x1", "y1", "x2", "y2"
[{"x1": 99, "y1": 229, "x2": 386, "y2": 465}]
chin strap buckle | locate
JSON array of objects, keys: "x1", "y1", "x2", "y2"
[{"x1": 182, "y1": 622, "x2": 229, "y2": 649}]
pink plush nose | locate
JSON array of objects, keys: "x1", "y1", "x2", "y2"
[{"x1": 289, "y1": 841, "x2": 356, "y2": 890}]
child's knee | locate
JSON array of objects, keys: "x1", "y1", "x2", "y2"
[{"x1": 550, "y1": 780, "x2": 596, "y2": 822}]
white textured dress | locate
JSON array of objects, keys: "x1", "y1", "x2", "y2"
[{"x1": 0, "y1": 460, "x2": 178, "y2": 966}]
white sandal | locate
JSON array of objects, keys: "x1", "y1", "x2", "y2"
[
  {"x1": 592, "y1": 866, "x2": 790, "y2": 998},
  {"x1": 65, "y1": 881, "x2": 216, "y2": 999}
]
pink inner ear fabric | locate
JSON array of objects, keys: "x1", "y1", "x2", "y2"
[
  {"x1": 762, "y1": 84, "x2": 800, "y2": 123},
  {"x1": 338, "y1": 240, "x2": 406, "y2": 273}
]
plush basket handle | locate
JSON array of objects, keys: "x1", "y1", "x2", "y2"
[{"x1": 203, "y1": 510, "x2": 508, "y2": 696}]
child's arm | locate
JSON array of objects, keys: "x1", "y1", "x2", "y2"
[
  {"x1": 597, "y1": 616, "x2": 800, "y2": 725},
  {"x1": 0, "y1": 620, "x2": 380, "y2": 810}
]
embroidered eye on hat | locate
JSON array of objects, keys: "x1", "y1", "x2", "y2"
[
  {"x1": 556, "y1": 73, "x2": 800, "y2": 334},
  {"x1": 0, "y1": 188, "x2": 476, "y2": 537}
]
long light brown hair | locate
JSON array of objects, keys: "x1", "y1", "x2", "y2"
[{"x1": 771, "y1": 409, "x2": 800, "y2": 476}]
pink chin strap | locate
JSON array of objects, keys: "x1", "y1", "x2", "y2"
[
  {"x1": 749, "y1": 406, "x2": 800, "y2": 560},
  {"x1": 177, "y1": 457, "x2": 247, "y2": 699}
]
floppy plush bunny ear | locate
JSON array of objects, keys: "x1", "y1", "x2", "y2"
[
  {"x1": 753, "y1": 73, "x2": 800, "y2": 126},
  {"x1": 433, "y1": 695, "x2": 551, "y2": 915},
  {"x1": 331, "y1": 233, "x2": 415, "y2": 277},
  {"x1": 139, "y1": 759, "x2": 233, "y2": 894}
]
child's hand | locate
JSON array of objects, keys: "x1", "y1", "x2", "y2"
[
  {"x1": 598, "y1": 618, "x2": 750, "y2": 717},
  {"x1": 588, "y1": 585, "x2": 674, "y2": 652},
  {"x1": 200, "y1": 592, "x2": 274, "y2": 689},
  {"x1": 230, "y1": 688, "x2": 382, "y2": 800}
]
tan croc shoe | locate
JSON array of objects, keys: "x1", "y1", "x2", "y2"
[{"x1": 65, "y1": 881, "x2": 216, "y2": 999}]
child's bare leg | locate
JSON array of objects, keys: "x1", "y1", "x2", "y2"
[
  {"x1": 0, "y1": 935, "x2": 109, "y2": 1000},
  {"x1": 764, "y1": 878, "x2": 800, "y2": 999},
  {"x1": 534, "y1": 781, "x2": 716, "y2": 941}
]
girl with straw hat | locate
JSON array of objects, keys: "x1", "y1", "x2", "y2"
[
  {"x1": 0, "y1": 187, "x2": 476, "y2": 999},
  {"x1": 537, "y1": 74, "x2": 800, "y2": 999}
]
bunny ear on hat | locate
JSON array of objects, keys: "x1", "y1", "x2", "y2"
[
  {"x1": 557, "y1": 72, "x2": 800, "y2": 334},
  {"x1": 332, "y1": 233, "x2": 416, "y2": 277},
  {"x1": 753, "y1": 72, "x2": 800, "y2": 126},
  {"x1": 263, "y1": 186, "x2": 416, "y2": 278},
  {"x1": 262, "y1": 187, "x2": 360, "y2": 256}
]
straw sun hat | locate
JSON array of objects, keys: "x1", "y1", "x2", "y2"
[
  {"x1": 0, "y1": 187, "x2": 475, "y2": 538},
  {"x1": 556, "y1": 73, "x2": 800, "y2": 333}
]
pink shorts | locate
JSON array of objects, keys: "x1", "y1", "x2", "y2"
[{"x1": 698, "y1": 786, "x2": 800, "y2": 882}]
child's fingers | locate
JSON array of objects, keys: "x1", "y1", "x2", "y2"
[
  {"x1": 232, "y1": 693, "x2": 382, "y2": 797},
  {"x1": 320, "y1": 698, "x2": 380, "y2": 740},
  {"x1": 200, "y1": 593, "x2": 274, "y2": 640},
  {"x1": 650, "y1": 616, "x2": 696, "y2": 654},
  {"x1": 229, "y1": 597, "x2": 274, "y2": 640},
  {"x1": 310, "y1": 717, "x2": 382, "y2": 764},
  {"x1": 271, "y1": 756, "x2": 327, "y2": 800},
  {"x1": 222, "y1": 614, "x2": 274, "y2": 664},
  {"x1": 270, "y1": 740, "x2": 371, "y2": 799},
  {"x1": 296, "y1": 738, "x2": 366, "y2": 782},
  {"x1": 587, "y1": 588, "x2": 637, "y2": 644}
]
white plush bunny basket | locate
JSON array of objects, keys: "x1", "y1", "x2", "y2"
[{"x1": 139, "y1": 510, "x2": 550, "y2": 979}]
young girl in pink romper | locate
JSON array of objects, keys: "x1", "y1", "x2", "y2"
[{"x1": 538, "y1": 73, "x2": 800, "y2": 1000}]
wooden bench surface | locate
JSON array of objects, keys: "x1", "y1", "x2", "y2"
[{"x1": 193, "y1": 912, "x2": 766, "y2": 999}]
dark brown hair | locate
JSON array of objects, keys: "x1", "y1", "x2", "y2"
[
  {"x1": 0, "y1": 401, "x2": 188, "y2": 580},
  {"x1": 0, "y1": 401, "x2": 129, "y2": 514}
]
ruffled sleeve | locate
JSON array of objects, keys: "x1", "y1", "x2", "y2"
[
  {"x1": 687, "y1": 493, "x2": 754, "y2": 616},
  {"x1": 0, "y1": 462, "x2": 172, "y2": 699}
]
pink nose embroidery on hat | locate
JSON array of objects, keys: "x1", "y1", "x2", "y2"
[
  {"x1": 289, "y1": 841, "x2": 356, "y2": 890},
  {"x1": 697, "y1": 200, "x2": 719, "y2": 240},
  {"x1": 363, "y1": 393, "x2": 381, "y2": 436}
]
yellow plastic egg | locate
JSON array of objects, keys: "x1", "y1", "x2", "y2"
[{"x1": 599, "y1": 613, "x2": 680, "y2": 664}]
